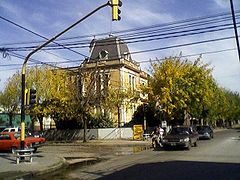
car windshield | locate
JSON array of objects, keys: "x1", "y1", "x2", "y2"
[
  {"x1": 169, "y1": 127, "x2": 190, "y2": 135},
  {"x1": 14, "y1": 133, "x2": 29, "y2": 139},
  {"x1": 14, "y1": 133, "x2": 21, "y2": 139}
]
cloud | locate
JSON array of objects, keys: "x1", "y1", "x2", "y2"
[
  {"x1": 125, "y1": 6, "x2": 174, "y2": 26},
  {"x1": 214, "y1": 0, "x2": 240, "y2": 9},
  {"x1": 0, "y1": 1, "x2": 20, "y2": 14}
]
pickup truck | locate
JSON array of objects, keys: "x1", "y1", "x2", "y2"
[{"x1": 0, "y1": 132, "x2": 45, "y2": 153}]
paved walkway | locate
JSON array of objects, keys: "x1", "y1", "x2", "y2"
[{"x1": 0, "y1": 140, "x2": 150, "y2": 179}]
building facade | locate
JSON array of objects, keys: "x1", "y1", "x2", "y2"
[{"x1": 69, "y1": 36, "x2": 148, "y2": 127}]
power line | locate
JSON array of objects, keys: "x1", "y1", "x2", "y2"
[
  {"x1": 8, "y1": 52, "x2": 72, "y2": 70},
  {"x1": 130, "y1": 36, "x2": 237, "y2": 55},
  {"x1": 1, "y1": 47, "x2": 236, "y2": 69},
  {"x1": 0, "y1": 15, "x2": 88, "y2": 58},
  {"x1": 1, "y1": 11, "x2": 239, "y2": 48},
  {"x1": 7, "y1": 23, "x2": 239, "y2": 52}
]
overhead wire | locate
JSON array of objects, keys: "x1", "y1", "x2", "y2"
[
  {"x1": 0, "y1": 15, "x2": 88, "y2": 58},
  {"x1": 1, "y1": 11, "x2": 239, "y2": 48},
  {"x1": 6, "y1": 22, "x2": 239, "y2": 52},
  {"x1": 0, "y1": 10, "x2": 239, "y2": 72}
]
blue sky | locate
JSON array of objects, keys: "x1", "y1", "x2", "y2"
[{"x1": 0, "y1": 0, "x2": 240, "y2": 92}]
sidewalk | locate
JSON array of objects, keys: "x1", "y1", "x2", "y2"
[{"x1": 0, "y1": 140, "x2": 151, "y2": 179}]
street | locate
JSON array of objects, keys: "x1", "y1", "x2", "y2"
[{"x1": 49, "y1": 129, "x2": 240, "y2": 180}]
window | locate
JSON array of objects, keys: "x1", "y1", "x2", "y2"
[
  {"x1": 0, "y1": 134, "x2": 11, "y2": 140},
  {"x1": 129, "y1": 74, "x2": 135, "y2": 90},
  {"x1": 99, "y1": 50, "x2": 108, "y2": 60}
]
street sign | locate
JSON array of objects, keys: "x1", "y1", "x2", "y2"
[{"x1": 133, "y1": 125, "x2": 143, "y2": 140}]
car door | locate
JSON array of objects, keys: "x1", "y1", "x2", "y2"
[{"x1": 0, "y1": 134, "x2": 13, "y2": 151}]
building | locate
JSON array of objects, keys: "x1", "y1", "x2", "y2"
[{"x1": 69, "y1": 36, "x2": 148, "y2": 127}]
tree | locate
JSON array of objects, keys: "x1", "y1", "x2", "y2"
[
  {"x1": 148, "y1": 57, "x2": 217, "y2": 125},
  {"x1": 103, "y1": 85, "x2": 139, "y2": 127},
  {"x1": 0, "y1": 72, "x2": 21, "y2": 127},
  {"x1": 25, "y1": 65, "x2": 77, "y2": 130}
]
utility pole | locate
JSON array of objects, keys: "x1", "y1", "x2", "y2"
[
  {"x1": 230, "y1": 0, "x2": 240, "y2": 62},
  {"x1": 20, "y1": 2, "x2": 112, "y2": 149}
]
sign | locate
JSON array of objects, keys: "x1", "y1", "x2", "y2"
[{"x1": 133, "y1": 125, "x2": 143, "y2": 140}]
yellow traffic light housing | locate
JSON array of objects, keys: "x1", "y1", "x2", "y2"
[
  {"x1": 24, "y1": 88, "x2": 37, "y2": 105},
  {"x1": 111, "y1": 0, "x2": 122, "y2": 21}
]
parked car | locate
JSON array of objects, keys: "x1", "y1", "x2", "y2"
[
  {"x1": 0, "y1": 132, "x2": 46, "y2": 153},
  {"x1": 196, "y1": 125, "x2": 213, "y2": 139},
  {"x1": 27, "y1": 131, "x2": 44, "y2": 138},
  {"x1": 162, "y1": 126, "x2": 199, "y2": 150},
  {"x1": 1, "y1": 127, "x2": 20, "y2": 133}
]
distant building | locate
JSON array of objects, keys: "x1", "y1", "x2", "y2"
[{"x1": 68, "y1": 36, "x2": 148, "y2": 127}]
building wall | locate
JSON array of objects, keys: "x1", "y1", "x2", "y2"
[{"x1": 78, "y1": 59, "x2": 148, "y2": 127}]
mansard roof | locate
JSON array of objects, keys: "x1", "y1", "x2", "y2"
[{"x1": 88, "y1": 36, "x2": 132, "y2": 62}]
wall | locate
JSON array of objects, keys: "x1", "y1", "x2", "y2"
[
  {"x1": 44, "y1": 127, "x2": 133, "y2": 141},
  {"x1": 98, "y1": 128, "x2": 133, "y2": 139}
]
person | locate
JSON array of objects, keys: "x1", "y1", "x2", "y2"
[
  {"x1": 159, "y1": 125, "x2": 164, "y2": 136},
  {"x1": 151, "y1": 125, "x2": 164, "y2": 148}
]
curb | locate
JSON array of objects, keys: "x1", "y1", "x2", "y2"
[
  {"x1": 34, "y1": 156, "x2": 68, "y2": 176},
  {"x1": 0, "y1": 156, "x2": 67, "y2": 179}
]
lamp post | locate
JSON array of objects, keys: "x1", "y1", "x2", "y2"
[{"x1": 20, "y1": 2, "x2": 111, "y2": 149}]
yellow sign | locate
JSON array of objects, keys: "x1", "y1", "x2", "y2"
[{"x1": 133, "y1": 125, "x2": 143, "y2": 140}]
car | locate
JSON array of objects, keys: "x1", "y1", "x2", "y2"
[
  {"x1": 162, "y1": 126, "x2": 199, "y2": 150},
  {"x1": 0, "y1": 132, "x2": 46, "y2": 153},
  {"x1": 1, "y1": 127, "x2": 20, "y2": 133},
  {"x1": 196, "y1": 125, "x2": 213, "y2": 139},
  {"x1": 27, "y1": 131, "x2": 44, "y2": 138}
]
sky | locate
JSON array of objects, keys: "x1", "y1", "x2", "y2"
[{"x1": 0, "y1": 0, "x2": 240, "y2": 93}]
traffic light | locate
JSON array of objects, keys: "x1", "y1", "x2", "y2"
[
  {"x1": 29, "y1": 88, "x2": 37, "y2": 105},
  {"x1": 111, "y1": 0, "x2": 122, "y2": 21},
  {"x1": 24, "y1": 89, "x2": 29, "y2": 106}
]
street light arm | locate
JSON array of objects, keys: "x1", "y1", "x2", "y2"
[
  {"x1": 22, "y1": 1, "x2": 111, "y2": 69},
  {"x1": 20, "y1": 1, "x2": 111, "y2": 149}
]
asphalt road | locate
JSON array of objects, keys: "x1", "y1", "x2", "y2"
[{"x1": 55, "y1": 129, "x2": 240, "y2": 180}]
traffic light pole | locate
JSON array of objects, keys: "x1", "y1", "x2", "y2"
[
  {"x1": 20, "y1": 2, "x2": 111, "y2": 149},
  {"x1": 230, "y1": 0, "x2": 240, "y2": 62}
]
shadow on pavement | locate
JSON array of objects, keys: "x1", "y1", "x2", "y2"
[
  {"x1": 0, "y1": 153, "x2": 15, "y2": 163},
  {"x1": 98, "y1": 160, "x2": 240, "y2": 180}
]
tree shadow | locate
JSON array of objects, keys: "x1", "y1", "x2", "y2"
[{"x1": 98, "y1": 160, "x2": 240, "y2": 180}]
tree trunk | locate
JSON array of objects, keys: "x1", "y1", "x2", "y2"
[
  {"x1": 117, "y1": 106, "x2": 121, "y2": 128},
  {"x1": 9, "y1": 112, "x2": 13, "y2": 127},
  {"x1": 83, "y1": 117, "x2": 87, "y2": 142}
]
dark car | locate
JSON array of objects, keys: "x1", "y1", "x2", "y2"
[
  {"x1": 162, "y1": 126, "x2": 199, "y2": 150},
  {"x1": 196, "y1": 125, "x2": 213, "y2": 139}
]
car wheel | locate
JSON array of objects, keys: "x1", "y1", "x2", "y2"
[{"x1": 11, "y1": 147, "x2": 17, "y2": 154}]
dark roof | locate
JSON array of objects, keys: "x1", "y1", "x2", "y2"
[{"x1": 88, "y1": 36, "x2": 132, "y2": 62}]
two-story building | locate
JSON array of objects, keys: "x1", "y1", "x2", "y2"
[{"x1": 69, "y1": 36, "x2": 148, "y2": 127}]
